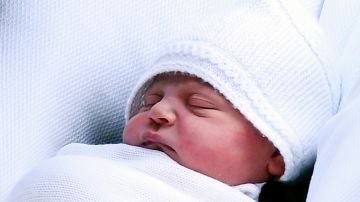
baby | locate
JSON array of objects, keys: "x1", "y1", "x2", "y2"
[
  {"x1": 123, "y1": 72, "x2": 285, "y2": 187},
  {"x1": 119, "y1": 32, "x2": 340, "y2": 199},
  {"x1": 120, "y1": 1, "x2": 341, "y2": 198},
  {"x1": 8, "y1": 1, "x2": 341, "y2": 201}
]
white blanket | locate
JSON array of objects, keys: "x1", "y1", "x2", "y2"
[{"x1": 8, "y1": 143, "x2": 255, "y2": 202}]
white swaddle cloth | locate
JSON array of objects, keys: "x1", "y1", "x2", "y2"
[{"x1": 8, "y1": 143, "x2": 256, "y2": 202}]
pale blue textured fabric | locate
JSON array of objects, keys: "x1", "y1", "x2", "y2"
[
  {"x1": 0, "y1": 0, "x2": 332, "y2": 201},
  {"x1": 0, "y1": 1, "x2": 246, "y2": 200},
  {"x1": 307, "y1": 83, "x2": 360, "y2": 202},
  {"x1": 306, "y1": 0, "x2": 360, "y2": 201}
]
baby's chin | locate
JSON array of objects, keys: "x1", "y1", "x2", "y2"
[{"x1": 142, "y1": 142, "x2": 181, "y2": 163}]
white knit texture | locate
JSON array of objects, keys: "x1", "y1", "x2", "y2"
[
  {"x1": 0, "y1": 1, "x2": 247, "y2": 200},
  {"x1": 126, "y1": 0, "x2": 341, "y2": 182},
  {"x1": 301, "y1": 0, "x2": 325, "y2": 19},
  {"x1": 8, "y1": 143, "x2": 256, "y2": 202},
  {"x1": 319, "y1": 0, "x2": 360, "y2": 109},
  {"x1": 1, "y1": 0, "x2": 355, "y2": 200}
]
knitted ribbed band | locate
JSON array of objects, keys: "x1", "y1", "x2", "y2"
[{"x1": 125, "y1": 0, "x2": 341, "y2": 182}]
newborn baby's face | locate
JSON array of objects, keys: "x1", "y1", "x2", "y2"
[{"x1": 123, "y1": 74, "x2": 284, "y2": 185}]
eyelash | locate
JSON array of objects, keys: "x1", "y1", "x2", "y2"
[
  {"x1": 187, "y1": 104, "x2": 213, "y2": 110},
  {"x1": 140, "y1": 102, "x2": 156, "y2": 110},
  {"x1": 141, "y1": 99, "x2": 216, "y2": 111},
  {"x1": 188, "y1": 98, "x2": 217, "y2": 110}
]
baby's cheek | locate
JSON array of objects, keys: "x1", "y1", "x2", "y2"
[
  {"x1": 122, "y1": 121, "x2": 140, "y2": 145},
  {"x1": 122, "y1": 128, "x2": 133, "y2": 144}
]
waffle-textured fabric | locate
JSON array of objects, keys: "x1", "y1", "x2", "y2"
[
  {"x1": 319, "y1": 0, "x2": 360, "y2": 109},
  {"x1": 8, "y1": 143, "x2": 257, "y2": 202},
  {"x1": 0, "y1": 1, "x2": 262, "y2": 200},
  {"x1": 126, "y1": 0, "x2": 341, "y2": 182},
  {"x1": 0, "y1": 0, "x2": 334, "y2": 201}
]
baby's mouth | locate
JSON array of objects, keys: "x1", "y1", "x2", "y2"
[
  {"x1": 142, "y1": 141, "x2": 173, "y2": 152},
  {"x1": 142, "y1": 141, "x2": 175, "y2": 153},
  {"x1": 142, "y1": 141, "x2": 162, "y2": 151}
]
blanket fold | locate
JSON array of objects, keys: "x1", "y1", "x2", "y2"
[{"x1": 8, "y1": 143, "x2": 255, "y2": 202}]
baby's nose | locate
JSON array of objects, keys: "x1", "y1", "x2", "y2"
[{"x1": 148, "y1": 99, "x2": 176, "y2": 126}]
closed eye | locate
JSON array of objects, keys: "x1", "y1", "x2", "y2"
[
  {"x1": 188, "y1": 97, "x2": 218, "y2": 110},
  {"x1": 141, "y1": 94, "x2": 162, "y2": 110}
]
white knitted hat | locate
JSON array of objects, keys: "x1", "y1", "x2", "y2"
[{"x1": 125, "y1": 0, "x2": 340, "y2": 182}]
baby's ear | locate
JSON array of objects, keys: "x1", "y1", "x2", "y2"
[{"x1": 267, "y1": 150, "x2": 285, "y2": 177}]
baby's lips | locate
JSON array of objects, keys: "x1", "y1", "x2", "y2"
[
  {"x1": 142, "y1": 141, "x2": 162, "y2": 151},
  {"x1": 142, "y1": 141, "x2": 176, "y2": 155}
]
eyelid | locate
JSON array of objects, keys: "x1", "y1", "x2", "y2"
[
  {"x1": 142, "y1": 94, "x2": 162, "y2": 107},
  {"x1": 188, "y1": 96, "x2": 217, "y2": 109}
]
